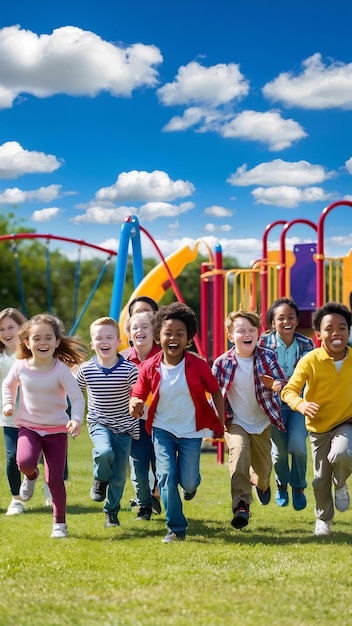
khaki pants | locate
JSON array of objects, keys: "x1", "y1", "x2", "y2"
[
  {"x1": 225, "y1": 422, "x2": 272, "y2": 511},
  {"x1": 309, "y1": 421, "x2": 352, "y2": 522}
]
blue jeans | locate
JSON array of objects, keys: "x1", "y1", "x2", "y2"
[
  {"x1": 3, "y1": 427, "x2": 21, "y2": 496},
  {"x1": 152, "y1": 427, "x2": 202, "y2": 536},
  {"x1": 89, "y1": 424, "x2": 132, "y2": 515},
  {"x1": 130, "y1": 420, "x2": 156, "y2": 508},
  {"x1": 271, "y1": 404, "x2": 307, "y2": 489}
]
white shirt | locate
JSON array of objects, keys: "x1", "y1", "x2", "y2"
[{"x1": 226, "y1": 354, "x2": 269, "y2": 434}]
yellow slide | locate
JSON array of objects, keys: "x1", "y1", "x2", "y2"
[{"x1": 119, "y1": 243, "x2": 203, "y2": 348}]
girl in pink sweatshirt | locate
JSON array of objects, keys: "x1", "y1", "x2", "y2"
[{"x1": 2, "y1": 313, "x2": 86, "y2": 538}]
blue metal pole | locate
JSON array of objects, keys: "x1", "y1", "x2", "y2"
[{"x1": 109, "y1": 218, "x2": 135, "y2": 321}]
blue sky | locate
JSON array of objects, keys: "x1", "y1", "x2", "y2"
[{"x1": 1, "y1": 0, "x2": 352, "y2": 268}]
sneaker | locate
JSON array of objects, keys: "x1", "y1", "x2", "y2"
[
  {"x1": 275, "y1": 484, "x2": 289, "y2": 507},
  {"x1": 50, "y1": 523, "x2": 68, "y2": 538},
  {"x1": 90, "y1": 479, "x2": 109, "y2": 502},
  {"x1": 335, "y1": 483, "x2": 350, "y2": 512},
  {"x1": 183, "y1": 488, "x2": 197, "y2": 501},
  {"x1": 129, "y1": 498, "x2": 138, "y2": 508},
  {"x1": 151, "y1": 494, "x2": 161, "y2": 515},
  {"x1": 314, "y1": 519, "x2": 332, "y2": 536},
  {"x1": 255, "y1": 486, "x2": 271, "y2": 505},
  {"x1": 292, "y1": 488, "x2": 307, "y2": 511},
  {"x1": 19, "y1": 469, "x2": 39, "y2": 501},
  {"x1": 43, "y1": 482, "x2": 52, "y2": 507},
  {"x1": 6, "y1": 498, "x2": 25, "y2": 516},
  {"x1": 134, "y1": 506, "x2": 152, "y2": 521},
  {"x1": 231, "y1": 500, "x2": 250, "y2": 529},
  {"x1": 162, "y1": 531, "x2": 185, "y2": 543},
  {"x1": 105, "y1": 512, "x2": 120, "y2": 528}
]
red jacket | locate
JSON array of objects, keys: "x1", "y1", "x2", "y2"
[{"x1": 131, "y1": 350, "x2": 223, "y2": 436}]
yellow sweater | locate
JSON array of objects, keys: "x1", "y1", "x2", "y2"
[{"x1": 281, "y1": 346, "x2": 352, "y2": 433}]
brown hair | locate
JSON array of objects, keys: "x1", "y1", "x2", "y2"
[
  {"x1": 17, "y1": 312, "x2": 87, "y2": 367},
  {"x1": 90, "y1": 317, "x2": 120, "y2": 339},
  {"x1": 0, "y1": 308, "x2": 27, "y2": 353},
  {"x1": 225, "y1": 309, "x2": 261, "y2": 333}
]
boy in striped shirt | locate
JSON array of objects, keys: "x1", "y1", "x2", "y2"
[{"x1": 76, "y1": 317, "x2": 138, "y2": 528}]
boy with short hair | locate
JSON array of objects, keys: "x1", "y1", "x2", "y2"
[
  {"x1": 75, "y1": 317, "x2": 138, "y2": 528},
  {"x1": 212, "y1": 309, "x2": 286, "y2": 529},
  {"x1": 281, "y1": 302, "x2": 352, "y2": 536}
]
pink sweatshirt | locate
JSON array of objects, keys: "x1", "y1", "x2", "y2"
[{"x1": 2, "y1": 358, "x2": 85, "y2": 434}]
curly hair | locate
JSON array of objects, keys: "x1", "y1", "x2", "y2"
[
  {"x1": 0, "y1": 307, "x2": 27, "y2": 353},
  {"x1": 312, "y1": 302, "x2": 352, "y2": 332},
  {"x1": 152, "y1": 302, "x2": 198, "y2": 342},
  {"x1": 17, "y1": 312, "x2": 87, "y2": 367}
]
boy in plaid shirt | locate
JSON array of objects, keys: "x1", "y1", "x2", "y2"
[{"x1": 212, "y1": 310, "x2": 286, "y2": 529}]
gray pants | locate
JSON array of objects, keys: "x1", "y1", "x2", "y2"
[{"x1": 309, "y1": 422, "x2": 352, "y2": 521}]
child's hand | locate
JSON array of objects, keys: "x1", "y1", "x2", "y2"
[
  {"x1": 129, "y1": 397, "x2": 145, "y2": 418},
  {"x1": 260, "y1": 374, "x2": 282, "y2": 392},
  {"x1": 66, "y1": 419, "x2": 81, "y2": 438},
  {"x1": 3, "y1": 403, "x2": 14, "y2": 417},
  {"x1": 298, "y1": 401, "x2": 319, "y2": 419}
]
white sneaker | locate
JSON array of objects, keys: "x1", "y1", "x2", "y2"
[
  {"x1": 43, "y1": 482, "x2": 52, "y2": 507},
  {"x1": 19, "y1": 469, "x2": 39, "y2": 501},
  {"x1": 314, "y1": 519, "x2": 332, "y2": 536},
  {"x1": 50, "y1": 523, "x2": 68, "y2": 538},
  {"x1": 335, "y1": 483, "x2": 350, "y2": 512},
  {"x1": 6, "y1": 499, "x2": 25, "y2": 516}
]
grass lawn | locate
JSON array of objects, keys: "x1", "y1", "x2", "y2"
[{"x1": 0, "y1": 427, "x2": 351, "y2": 626}]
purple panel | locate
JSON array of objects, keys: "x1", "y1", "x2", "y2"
[{"x1": 290, "y1": 243, "x2": 317, "y2": 310}]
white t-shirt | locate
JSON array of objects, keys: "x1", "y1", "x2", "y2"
[
  {"x1": 226, "y1": 354, "x2": 269, "y2": 434},
  {"x1": 153, "y1": 359, "x2": 210, "y2": 438}
]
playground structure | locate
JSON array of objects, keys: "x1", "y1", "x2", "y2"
[{"x1": 2, "y1": 200, "x2": 352, "y2": 463}]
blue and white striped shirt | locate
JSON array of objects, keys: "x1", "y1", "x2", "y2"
[{"x1": 76, "y1": 355, "x2": 139, "y2": 438}]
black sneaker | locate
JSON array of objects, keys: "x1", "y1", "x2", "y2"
[
  {"x1": 90, "y1": 479, "x2": 109, "y2": 502},
  {"x1": 255, "y1": 486, "x2": 271, "y2": 506},
  {"x1": 134, "y1": 506, "x2": 152, "y2": 521},
  {"x1": 183, "y1": 488, "x2": 197, "y2": 501},
  {"x1": 231, "y1": 500, "x2": 250, "y2": 529},
  {"x1": 104, "y1": 512, "x2": 119, "y2": 528}
]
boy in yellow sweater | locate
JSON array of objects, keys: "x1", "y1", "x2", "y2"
[{"x1": 281, "y1": 302, "x2": 352, "y2": 536}]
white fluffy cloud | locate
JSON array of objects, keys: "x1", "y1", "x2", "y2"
[
  {"x1": 263, "y1": 53, "x2": 352, "y2": 109},
  {"x1": 71, "y1": 201, "x2": 194, "y2": 224},
  {"x1": 251, "y1": 186, "x2": 333, "y2": 208},
  {"x1": 0, "y1": 25, "x2": 162, "y2": 108},
  {"x1": 0, "y1": 141, "x2": 61, "y2": 178},
  {"x1": 31, "y1": 207, "x2": 62, "y2": 221},
  {"x1": 220, "y1": 111, "x2": 307, "y2": 151},
  {"x1": 0, "y1": 184, "x2": 62, "y2": 204},
  {"x1": 95, "y1": 170, "x2": 195, "y2": 203},
  {"x1": 204, "y1": 223, "x2": 232, "y2": 233},
  {"x1": 345, "y1": 157, "x2": 352, "y2": 174},
  {"x1": 228, "y1": 159, "x2": 335, "y2": 187},
  {"x1": 157, "y1": 61, "x2": 249, "y2": 107},
  {"x1": 204, "y1": 205, "x2": 233, "y2": 217}
]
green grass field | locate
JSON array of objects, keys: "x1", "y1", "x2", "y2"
[{"x1": 0, "y1": 427, "x2": 351, "y2": 626}]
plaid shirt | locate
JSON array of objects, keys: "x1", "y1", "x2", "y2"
[
  {"x1": 259, "y1": 331, "x2": 314, "y2": 365},
  {"x1": 212, "y1": 345, "x2": 286, "y2": 432}
]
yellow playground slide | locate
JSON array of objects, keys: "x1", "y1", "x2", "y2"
[{"x1": 119, "y1": 243, "x2": 202, "y2": 348}]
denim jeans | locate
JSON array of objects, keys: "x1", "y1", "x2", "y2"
[
  {"x1": 271, "y1": 404, "x2": 307, "y2": 490},
  {"x1": 152, "y1": 426, "x2": 202, "y2": 536},
  {"x1": 3, "y1": 426, "x2": 21, "y2": 496},
  {"x1": 130, "y1": 420, "x2": 156, "y2": 508},
  {"x1": 89, "y1": 423, "x2": 132, "y2": 515}
]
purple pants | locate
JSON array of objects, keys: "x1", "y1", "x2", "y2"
[{"x1": 17, "y1": 427, "x2": 68, "y2": 523}]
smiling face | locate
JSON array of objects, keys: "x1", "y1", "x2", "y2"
[
  {"x1": 229, "y1": 316, "x2": 259, "y2": 358},
  {"x1": 90, "y1": 324, "x2": 120, "y2": 366},
  {"x1": 316, "y1": 313, "x2": 350, "y2": 361},
  {"x1": 0, "y1": 316, "x2": 21, "y2": 355},
  {"x1": 159, "y1": 318, "x2": 188, "y2": 366},
  {"x1": 25, "y1": 322, "x2": 60, "y2": 364},
  {"x1": 271, "y1": 303, "x2": 298, "y2": 346},
  {"x1": 129, "y1": 313, "x2": 153, "y2": 351}
]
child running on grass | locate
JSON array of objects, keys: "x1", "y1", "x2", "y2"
[
  {"x1": 281, "y1": 302, "x2": 352, "y2": 536},
  {"x1": 0, "y1": 307, "x2": 27, "y2": 515},
  {"x1": 259, "y1": 298, "x2": 314, "y2": 510},
  {"x1": 2, "y1": 313, "x2": 86, "y2": 538},
  {"x1": 212, "y1": 309, "x2": 286, "y2": 530},
  {"x1": 129, "y1": 302, "x2": 224, "y2": 543},
  {"x1": 75, "y1": 317, "x2": 139, "y2": 529}
]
